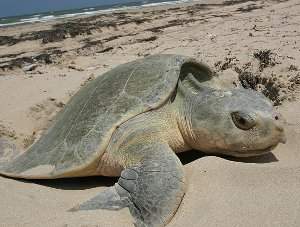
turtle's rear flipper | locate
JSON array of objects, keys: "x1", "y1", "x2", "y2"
[
  {"x1": 71, "y1": 144, "x2": 185, "y2": 227},
  {"x1": 69, "y1": 185, "x2": 129, "y2": 211}
]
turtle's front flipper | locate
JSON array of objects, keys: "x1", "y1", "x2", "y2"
[{"x1": 71, "y1": 144, "x2": 185, "y2": 227}]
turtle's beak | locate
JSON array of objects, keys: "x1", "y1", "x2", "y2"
[
  {"x1": 273, "y1": 112, "x2": 286, "y2": 144},
  {"x1": 279, "y1": 133, "x2": 287, "y2": 144},
  {"x1": 275, "y1": 124, "x2": 287, "y2": 144}
]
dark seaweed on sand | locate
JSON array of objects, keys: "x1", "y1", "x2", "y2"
[
  {"x1": 253, "y1": 49, "x2": 277, "y2": 71},
  {"x1": 237, "y1": 69, "x2": 282, "y2": 106},
  {"x1": 0, "y1": 50, "x2": 65, "y2": 71}
]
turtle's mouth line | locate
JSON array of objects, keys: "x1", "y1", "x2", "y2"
[{"x1": 229, "y1": 144, "x2": 278, "y2": 157}]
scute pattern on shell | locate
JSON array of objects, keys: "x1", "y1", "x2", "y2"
[{"x1": 0, "y1": 55, "x2": 191, "y2": 179}]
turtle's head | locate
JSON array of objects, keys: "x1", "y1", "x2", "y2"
[{"x1": 183, "y1": 88, "x2": 286, "y2": 157}]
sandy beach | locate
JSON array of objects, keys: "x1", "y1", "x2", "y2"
[{"x1": 0, "y1": 0, "x2": 300, "y2": 226}]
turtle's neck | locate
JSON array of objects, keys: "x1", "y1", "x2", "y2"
[
  {"x1": 97, "y1": 99, "x2": 191, "y2": 176},
  {"x1": 170, "y1": 83, "x2": 197, "y2": 152},
  {"x1": 108, "y1": 103, "x2": 190, "y2": 155}
]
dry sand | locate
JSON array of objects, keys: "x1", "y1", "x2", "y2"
[{"x1": 0, "y1": 0, "x2": 299, "y2": 226}]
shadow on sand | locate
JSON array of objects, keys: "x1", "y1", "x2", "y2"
[
  {"x1": 1, "y1": 149, "x2": 278, "y2": 191},
  {"x1": 178, "y1": 149, "x2": 278, "y2": 165},
  {"x1": 0, "y1": 175, "x2": 116, "y2": 190}
]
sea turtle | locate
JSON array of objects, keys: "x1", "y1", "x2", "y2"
[{"x1": 0, "y1": 54, "x2": 286, "y2": 227}]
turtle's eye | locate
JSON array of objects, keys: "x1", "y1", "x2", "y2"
[{"x1": 231, "y1": 111, "x2": 256, "y2": 130}]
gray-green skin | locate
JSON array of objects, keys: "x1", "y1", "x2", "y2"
[{"x1": 0, "y1": 55, "x2": 286, "y2": 227}]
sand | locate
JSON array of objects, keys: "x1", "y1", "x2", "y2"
[{"x1": 0, "y1": 0, "x2": 299, "y2": 226}]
